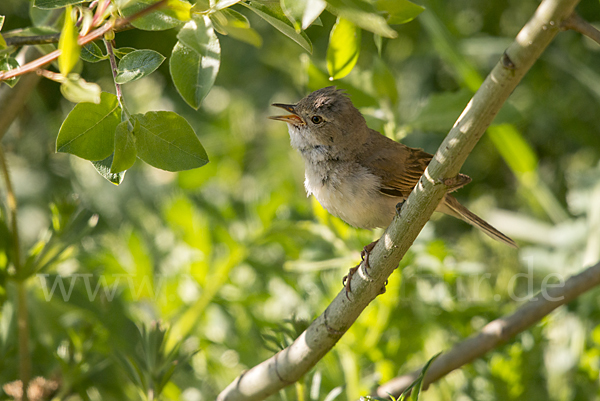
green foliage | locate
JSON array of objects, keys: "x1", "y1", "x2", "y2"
[
  {"x1": 56, "y1": 92, "x2": 122, "y2": 160},
  {"x1": 1, "y1": 0, "x2": 600, "y2": 400},
  {"x1": 115, "y1": 49, "x2": 166, "y2": 84},
  {"x1": 171, "y1": 16, "x2": 221, "y2": 109},
  {"x1": 327, "y1": 17, "x2": 361, "y2": 80}
]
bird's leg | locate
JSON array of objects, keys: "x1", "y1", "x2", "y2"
[
  {"x1": 360, "y1": 240, "x2": 378, "y2": 277},
  {"x1": 438, "y1": 173, "x2": 472, "y2": 192},
  {"x1": 395, "y1": 200, "x2": 406, "y2": 216},
  {"x1": 342, "y1": 240, "x2": 378, "y2": 298}
]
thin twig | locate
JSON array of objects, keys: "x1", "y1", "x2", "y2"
[
  {"x1": 216, "y1": 0, "x2": 581, "y2": 399},
  {"x1": 376, "y1": 260, "x2": 600, "y2": 397},
  {"x1": 0, "y1": 146, "x2": 30, "y2": 400},
  {"x1": 103, "y1": 39, "x2": 123, "y2": 105},
  {"x1": 0, "y1": 0, "x2": 168, "y2": 81},
  {"x1": 562, "y1": 12, "x2": 600, "y2": 46},
  {"x1": 3, "y1": 24, "x2": 134, "y2": 47}
]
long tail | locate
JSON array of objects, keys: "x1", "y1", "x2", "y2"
[{"x1": 438, "y1": 194, "x2": 518, "y2": 248}]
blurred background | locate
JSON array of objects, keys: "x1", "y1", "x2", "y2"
[{"x1": 1, "y1": 0, "x2": 600, "y2": 399}]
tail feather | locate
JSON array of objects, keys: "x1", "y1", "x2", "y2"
[{"x1": 438, "y1": 195, "x2": 518, "y2": 248}]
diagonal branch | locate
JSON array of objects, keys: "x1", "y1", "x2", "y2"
[
  {"x1": 216, "y1": 0, "x2": 581, "y2": 400},
  {"x1": 561, "y1": 12, "x2": 600, "y2": 46},
  {"x1": 376, "y1": 260, "x2": 600, "y2": 397}
]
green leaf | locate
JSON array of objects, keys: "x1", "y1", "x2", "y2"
[
  {"x1": 33, "y1": 0, "x2": 86, "y2": 10},
  {"x1": 80, "y1": 42, "x2": 107, "y2": 63},
  {"x1": 210, "y1": 9, "x2": 263, "y2": 47},
  {"x1": 114, "y1": 47, "x2": 137, "y2": 59},
  {"x1": 0, "y1": 57, "x2": 20, "y2": 88},
  {"x1": 170, "y1": 16, "x2": 220, "y2": 110},
  {"x1": 111, "y1": 122, "x2": 137, "y2": 173},
  {"x1": 326, "y1": 0, "x2": 397, "y2": 38},
  {"x1": 115, "y1": 49, "x2": 165, "y2": 84},
  {"x1": 0, "y1": 16, "x2": 6, "y2": 50},
  {"x1": 242, "y1": 1, "x2": 313, "y2": 53},
  {"x1": 92, "y1": 154, "x2": 126, "y2": 184},
  {"x1": 60, "y1": 74, "x2": 102, "y2": 103},
  {"x1": 376, "y1": 0, "x2": 424, "y2": 25},
  {"x1": 121, "y1": 0, "x2": 191, "y2": 31},
  {"x1": 132, "y1": 111, "x2": 208, "y2": 171},
  {"x1": 281, "y1": 0, "x2": 305, "y2": 32},
  {"x1": 302, "y1": 0, "x2": 326, "y2": 30},
  {"x1": 56, "y1": 92, "x2": 121, "y2": 161},
  {"x1": 397, "y1": 352, "x2": 441, "y2": 401},
  {"x1": 214, "y1": 0, "x2": 242, "y2": 10},
  {"x1": 327, "y1": 17, "x2": 360, "y2": 80},
  {"x1": 58, "y1": 6, "x2": 80, "y2": 76}
]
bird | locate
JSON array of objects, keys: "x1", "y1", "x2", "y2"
[{"x1": 269, "y1": 87, "x2": 516, "y2": 293}]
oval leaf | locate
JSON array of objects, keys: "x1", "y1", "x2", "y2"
[
  {"x1": 0, "y1": 57, "x2": 20, "y2": 88},
  {"x1": 132, "y1": 111, "x2": 208, "y2": 171},
  {"x1": 327, "y1": 17, "x2": 361, "y2": 80},
  {"x1": 56, "y1": 92, "x2": 121, "y2": 161},
  {"x1": 33, "y1": 0, "x2": 86, "y2": 10},
  {"x1": 302, "y1": 0, "x2": 326, "y2": 30},
  {"x1": 58, "y1": 6, "x2": 81, "y2": 76},
  {"x1": 326, "y1": 0, "x2": 397, "y2": 38},
  {"x1": 80, "y1": 42, "x2": 107, "y2": 63},
  {"x1": 111, "y1": 122, "x2": 137, "y2": 173},
  {"x1": 376, "y1": 0, "x2": 424, "y2": 25},
  {"x1": 170, "y1": 16, "x2": 220, "y2": 109},
  {"x1": 115, "y1": 49, "x2": 165, "y2": 84},
  {"x1": 121, "y1": 0, "x2": 191, "y2": 31},
  {"x1": 242, "y1": 1, "x2": 312, "y2": 53}
]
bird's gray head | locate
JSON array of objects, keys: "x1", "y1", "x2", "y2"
[{"x1": 269, "y1": 87, "x2": 368, "y2": 158}]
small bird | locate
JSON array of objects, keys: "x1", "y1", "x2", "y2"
[{"x1": 270, "y1": 87, "x2": 516, "y2": 292}]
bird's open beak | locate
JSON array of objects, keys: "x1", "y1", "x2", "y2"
[{"x1": 269, "y1": 103, "x2": 304, "y2": 125}]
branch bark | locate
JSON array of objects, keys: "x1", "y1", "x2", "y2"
[
  {"x1": 562, "y1": 12, "x2": 600, "y2": 46},
  {"x1": 376, "y1": 260, "x2": 600, "y2": 397},
  {"x1": 216, "y1": 0, "x2": 580, "y2": 400}
]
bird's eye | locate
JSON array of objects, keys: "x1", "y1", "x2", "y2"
[{"x1": 311, "y1": 115, "x2": 323, "y2": 124}]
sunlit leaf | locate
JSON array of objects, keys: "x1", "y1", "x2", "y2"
[
  {"x1": 0, "y1": 16, "x2": 6, "y2": 50},
  {"x1": 58, "y1": 6, "x2": 81, "y2": 76},
  {"x1": 326, "y1": 0, "x2": 397, "y2": 38},
  {"x1": 376, "y1": 0, "x2": 424, "y2": 25},
  {"x1": 170, "y1": 16, "x2": 220, "y2": 109},
  {"x1": 302, "y1": 0, "x2": 326, "y2": 30},
  {"x1": 115, "y1": 49, "x2": 165, "y2": 84},
  {"x1": 121, "y1": 0, "x2": 191, "y2": 31},
  {"x1": 210, "y1": 9, "x2": 263, "y2": 47},
  {"x1": 60, "y1": 74, "x2": 102, "y2": 103},
  {"x1": 33, "y1": 0, "x2": 86, "y2": 10},
  {"x1": 111, "y1": 122, "x2": 137, "y2": 173},
  {"x1": 214, "y1": 0, "x2": 242, "y2": 10},
  {"x1": 56, "y1": 92, "x2": 121, "y2": 160},
  {"x1": 327, "y1": 17, "x2": 360, "y2": 80},
  {"x1": 242, "y1": 1, "x2": 312, "y2": 53},
  {"x1": 281, "y1": 0, "x2": 306, "y2": 32},
  {"x1": 132, "y1": 111, "x2": 209, "y2": 171}
]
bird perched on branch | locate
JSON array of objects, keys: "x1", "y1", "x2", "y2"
[{"x1": 270, "y1": 87, "x2": 516, "y2": 294}]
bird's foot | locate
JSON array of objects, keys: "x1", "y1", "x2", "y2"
[
  {"x1": 438, "y1": 173, "x2": 472, "y2": 192},
  {"x1": 395, "y1": 200, "x2": 406, "y2": 216},
  {"x1": 342, "y1": 240, "x2": 378, "y2": 299}
]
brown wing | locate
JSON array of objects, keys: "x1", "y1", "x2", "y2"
[{"x1": 358, "y1": 130, "x2": 433, "y2": 199}]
